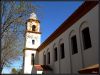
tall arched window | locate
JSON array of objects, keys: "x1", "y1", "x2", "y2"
[
  {"x1": 60, "y1": 43, "x2": 65, "y2": 59},
  {"x1": 69, "y1": 30, "x2": 78, "y2": 55},
  {"x1": 32, "y1": 40, "x2": 35, "y2": 44},
  {"x1": 54, "y1": 47, "x2": 57, "y2": 61},
  {"x1": 80, "y1": 21, "x2": 92, "y2": 50},
  {"x1": 31, "y1": 54, "x2": 34, "y2": 65},
  {"x1": 82, "y1": 27, "x2": 92, "y2": 49},
  {"x1": 59, "y1": 39, "x2": 65, "y2": 59},
  {"x1": 32, "y1": 25, "x2": 36, "y2": 31},
  {"x1": 53, "y1": 43, "x2": 58, "y2": 62},
  {"x1": 47, "y1": 52, "x2": 50, "y2": 64},
  {"x1": 71, "y1": 35, "x2": 78, "y2": 54}
]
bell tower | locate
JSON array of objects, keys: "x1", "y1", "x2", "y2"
[{"x1": 23, "y1": 13, "x2": 41, "y2": 74}]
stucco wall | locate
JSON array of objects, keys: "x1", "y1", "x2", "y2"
[{"x1": 38, "y1": 4, "x2": 99, "y2": 74}]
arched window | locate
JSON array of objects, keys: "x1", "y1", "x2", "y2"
[
  {"x1": 53, "y1": 43, "x2": 58, "y2": 62},
  {"x1": 82, "y1": 27, "x2": 92, "y2": 49},
  {"x1": 71, "y1": 35, "x2": 78, "y2": 54},
  {"x1": 47, "y1": 52, "x2": 50, "y2": 64},
  {"x1": 69, "y1": 30, "x2": 78, "y2": 55},
  {"x1": 32, "y1": 25, "x2": 36, "y2": 31},
  {"x1": 31, "y1": 54, "x2": 34, "y2": 65},
  {"x1": 60, "y1": 43, "x2": 65, "y2": 59},
  {"x1": 54, "y1": 47, "x2": 57, "y2": 61},
  {"x1": 59, "y1": 39, "x2": 65, "y2": 59},
  {"x1": 79, "y1": 21, "x2": 92, "y2": 50},
  {"x1": 32, "y1": 40, "x2": 35, "y2": 44}
]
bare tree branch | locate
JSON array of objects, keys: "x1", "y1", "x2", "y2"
[{"x1": 1, "y1": 1, "x2": 37, "y2": 73}]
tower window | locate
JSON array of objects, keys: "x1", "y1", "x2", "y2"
[
  {"x1": 60, "y1": 43, "x2": 65, "y2": 59},
  {"x1": 71, "y1": 35, "x2": 78, "y2": 55},
  {"x1": 32, "y1": 25, "x2": 36, "y2": 31},
  {"x1": 82, "y1": 27, "x2": 92, "y2": 50},
  {"x1": 47, "y1": 52, "x2": 50, "y2": 64},
  {"x1": 32, "y1": 40, "x2": 35, "y2": 44},
  {"x1": 31, "y1": 54, "x2": 34, "y2": 65},
  {"x1": 43, "y1": 54, "x2": 46, "y2": 65},
  {"x1": 54, "y1": 47, "x2": 57, "y2": 61}
]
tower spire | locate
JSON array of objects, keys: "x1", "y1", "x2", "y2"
[{"x1": 29, "y1": 12, "x2": 37, "y2": 20}]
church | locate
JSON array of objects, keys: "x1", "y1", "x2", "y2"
[{"x1": 23, "y1": 1, "x2": 99, "y2": 74}]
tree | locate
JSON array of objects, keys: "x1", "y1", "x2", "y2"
[
  {"x1": 11, "y1": 68, "x2": 18, "y2": 74},
  {"x1": 1, "y1": 0, "x2": 37, "y2": 73},
  {"x1": 11, "y1": 65, "x2": 23, "y2": 74},
  {"x1": 11, "y1": 68, "x2": 23, "y2": 74},
  {"x1": 1, "y1": 31, "x2": 21, "y2": 73},
  {"x1": 1, "y1": 1, "x2": 36, "y2": 37}
]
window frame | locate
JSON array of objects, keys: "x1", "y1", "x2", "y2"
[
  {"x1": 71, "y1": 35, "x2": 78, "y2": 55},
  {"x1": 32, "y1": 25, "x2": 36, "y2": 31},
  {"x1": 54, "y1": 47, "x2": 57, "y2": 61},
  {"x1": 32, "y1": 40, "x2": 35, "y2": 44},
  {"x1": 31, "y1": 54, "x2": 34, "y2": 65},
  {"x1": 82, "y1": 27, "x2": 92, "y2": 50},
  {"x1": 47, "y1": 52, "x2": 50, "y2": 64},
  {"x1": 60, "y1": 43, "x2": 65, "y2": 59}
]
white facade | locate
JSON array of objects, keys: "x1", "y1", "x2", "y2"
[
  {"x1": 24, "y1": 50, "x2": 36, "y2": 73},
  {"x1": 23, "y1": 1, "x2": 99, "y2": 74},
  {"x1": 25, "y1": 33, "x2": 41, "y2": 49},
  {"x1": 37, "y1": 2, "x2": 99, "y2": 74},
  {"x1": 23, "y1": 13, "x2": 41, "y2": 74}
]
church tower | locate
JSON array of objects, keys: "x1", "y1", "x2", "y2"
[{"x1": 23, "y1": 13, "x2": 41, "y2": 74}]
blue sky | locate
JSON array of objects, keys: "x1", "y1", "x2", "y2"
[
  {"x1": 2, "y1": 1, "x2": 84, "y2": 74},
  {"x1": 33, "y1": 1, "x2": 84, "y2": 43}
]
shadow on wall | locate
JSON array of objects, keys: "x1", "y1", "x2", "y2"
[{"x1": 34, "y1": 51, "x2": 39, "y2": 64}]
